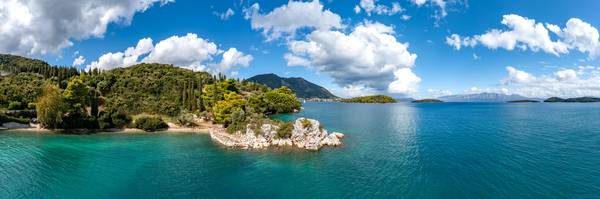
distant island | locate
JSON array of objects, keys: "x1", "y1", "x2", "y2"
[
  {"x1": 508, "y1": 100, "x2": 540, "y2": 103},
  {"x1": 412, "y1": 99, "x2": 444, "y2": 103},
  {"x1": 245, "y1": 73, "x2": 337, "y2": 99},
  {"x1": 544, "y1": 97, "x2": 600, "y2": 103},
  {"x1": 341, "y1": 95, "x2": 397, "y2": 103},
  {"x1": 439, "y1": 92, "x2": 536, "y2": 102}
]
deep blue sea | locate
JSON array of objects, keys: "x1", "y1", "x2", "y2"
[{"x1": 1, "y1": 102, "x2": 600, "y2": 198}]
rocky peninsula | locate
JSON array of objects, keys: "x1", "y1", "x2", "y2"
[{"x1": 210, "y1": 117, "x2": 344, "y2": 151}]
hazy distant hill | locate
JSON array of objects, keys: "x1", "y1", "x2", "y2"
[
  {"x1": 245, "y1": 74, "x2": 337, "y2": 99},
  {"x1": 544, "y1": 97, "x2": 600, "y2": 102},
  {"x1": 439, "y1": 92, "x2": 535, "y2": 102}
]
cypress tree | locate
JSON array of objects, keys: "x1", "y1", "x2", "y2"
[{"x1": 198, "y1": 79, "x2": 204, "y2": 112}]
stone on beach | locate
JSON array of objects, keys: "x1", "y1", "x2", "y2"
[{"x1": 1, "y1": 122, "x2": 31, "y2": 129}]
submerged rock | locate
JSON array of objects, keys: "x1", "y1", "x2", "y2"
[{"x1": 209, "y1": 118, "x2": 344, "y2": 151}]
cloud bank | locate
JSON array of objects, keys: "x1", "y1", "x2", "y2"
[
  {"x1": 447, "y1": 14, "x2": 600, "y2": 59},
  {"x1": 354, "y1": 0, "x2": 404, "y2": 16},
  {"x1": 86, "y1": 33, "x2": 252, "y2": 74},
  {"x1": 0, "y1": 0, "x2": 172, "y2": 55},
  {"x1": 285, "y1": 22, "x2": 420, "y2": 95},
  {"x1": 499, "y1": 66, "x2": 600, "y2": 98},
  {"x1": 244, "y1": 0, "x2": 343, "y2": 41}
]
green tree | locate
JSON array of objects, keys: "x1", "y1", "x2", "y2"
[
  {"x1": 203, "y1": 83, "x2": 225, "y2": 110},
  {"x1": 213, "y1": 92, "x2": 246, "y2": 126},
  {"x1": 36, "y1": 84, "x2": 66, "y2": 129},
  {"x1": 89, "y1": 88, "x2": 100, "y2": 117},
  {"x1": 63, "y1": 77, "x2": 90, "y2": 106},
  {"x1": 263, "y1": 86, "x2": 301, "y2": 114}
]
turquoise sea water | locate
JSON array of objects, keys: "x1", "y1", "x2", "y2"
[{"x1": 1, "y1": 102, "x2": 600, "y2": 198}]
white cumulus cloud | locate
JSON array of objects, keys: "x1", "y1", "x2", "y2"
[
  {"x1": 86, "y1": 38, "x2": 154, "y2": 71},
  {"x1": 215, "y1": 8, "x2": 235, "y2": 20},
  {"x1": 143, "y1": 33, "x2": 218, "y2": 71},
  {"x1": 244, "y1": 0, "x2": 343, "y2": 41},
  {"x1": 388, "y1": 68, "x2": 421, "y2": 93},
  {"x1": 214, "y1": 48, "x2": 254, "y2": 72},
  {"x1": 0, "y1": 0, "x2": 172, "y2": 55},
  {"x1": 86, "y1": 33, "x2": 252, "y2": 74},
  {"x1": 447, "y1": 14, "x2": 600, "y2": 59},
  {"x1": 410, "y1": 0, "x2": 448, "y2": 19},
  {"x1": 72, "y1": 55, "x2": 86, "y2": 66},
  {"x1": 503, "y1": 66, "x2": 536, "y2": 84},
  {"x1": 355, "y1": 0, "x2": 405, "y2": 16},
  {"x1": 285, "y1": 22, "x2": 419, "y2": 94}
]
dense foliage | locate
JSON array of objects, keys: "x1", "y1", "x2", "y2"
[
  {"x1": 0, "y1": 73, "x2": 45, "y2": 107},
  {"x1": 36, "y1": 85, "x2": 66, "y2": 129},
  {"x1": 341, "y1": 95, "x2": 397, "y2": 103},
  {"x1": 0, "y1": 112, "x2": 30, "y2": 124},
  {"x1": 88, "y1": 63, "x2": 214, "y2": 116},
  {"x1": 0, "y1": 54, "x2": 302, "y2": 132}
]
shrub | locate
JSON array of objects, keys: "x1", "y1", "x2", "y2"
[
  {"x1": 301, "y1": 119, "x2": 312, "y2": 129},
  {"x1": 135, "y1": 116, "x2": 168, "y2": 132},
  {"x1": 276, "y1": 122, "x2": 293, "y2": 139},
  {"x1": 225, "y1": 109, "x2": 247, "y2": 133},
  {"x1": 175, "y1": 112, "x2": 197, "y2": 127},
  {"x1": 27, "y1": 102, "x2": 36, "y2": 110},
  {"x1": 111, "y1": 111, "x2": 132, "y2": 128},
  {"x1": 0, "y1": 112, "x2": 30, "y2": 124},
  {"x1": 226, "y1": 122, "x2": 246, "y2": 134},
  {"x1": 7, "y1": 101, "x2": 23, "y2": 110},
  {"x1": 98, "y1": 112, "x2": 113, "y2": 129},
  {"x1": 98, "y1": 110, "x2": 132, "y2": 129},
  {"x1": 61, "y1": 111, "x2": 98, "y2": 129}
]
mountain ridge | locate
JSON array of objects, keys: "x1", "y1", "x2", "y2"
[{"x1": 245, "y1": 73, "x2": 337, "y2": 99}]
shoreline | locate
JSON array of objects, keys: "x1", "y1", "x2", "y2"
[
  {"x1": 1, "y1": 124, "x2": 211, "y2": 134},
  {"x1": 2, "y1": 119, "x2": 345, "y2": 151}
]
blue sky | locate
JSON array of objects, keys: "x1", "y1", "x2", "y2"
[{"x1": 3, "y1": 0, "x2": 600, "y2": 98}]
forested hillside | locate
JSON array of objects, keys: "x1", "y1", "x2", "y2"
[
  {"x1": 0, "y1": 54, "x2": 301, "y2": 132},
  {"x1": 341, "y1": 95, "x2": 397, "y2": 103},
  {"x1": 0, "y1": 54, "x2": 78, "y2": 80}
]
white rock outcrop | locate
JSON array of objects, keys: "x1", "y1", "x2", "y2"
[{"x1": 209, "y1": 118, "x2": 344, "y2": 151}]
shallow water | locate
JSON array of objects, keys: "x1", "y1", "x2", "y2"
[{"x1": 2, "y1": 102, "x2": 600, "y2": 198}]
